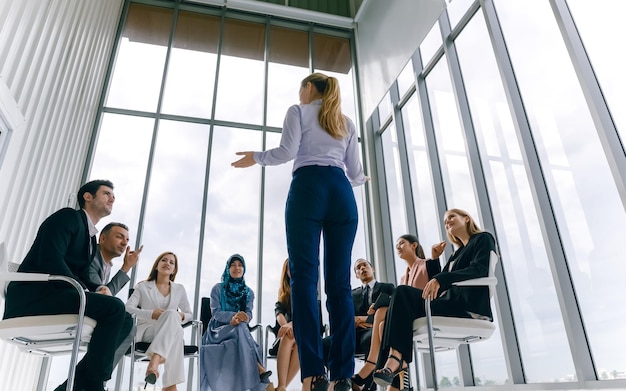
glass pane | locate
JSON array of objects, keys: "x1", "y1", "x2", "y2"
[
  {"x1": 455, "y1": 11, "x2": 576, "y2": 383},
  {"x1": 215, "y1": 19, "x2": 266, "y2": 125},
  {"x1": 199, "y1": 127, "x2": 263, "y2": 310},
  {"x1": 446, "y1": 0, "x2": 476, "y2": 29},
  {"x1": 106, "y1": 4, "x2": 172, "y2": 112},
  {"x1": 495, "y1": 0, "x2": 626, "y2": 378},
  {"x1": 380, "y1": 120, "x2": 409, "y2": 281},
  {"x1": 401, "y1": 95, "x2": 441, "y2": 258},
  {"x1": 420, "y1": 20, "x2": 442, "y2": 65},
  {"x1": 89, "y1": 113, "x2": 153, "y2": 247},
  {"x1": 313, "y1": 33, "x2": 357, "y2": 125},
  {"x1": 378, "y1": 91, "x2": 392, "y2": 127},
  {"x1": 134, "y1": 120, "x2": 209, "y2": 303},
  {"x1": 267, "y1": 26, "x2": 310, "y2": 128},
  {"x1": 161, "y1": 11, "x2": 220, "y2": 118},
  {"x1": 397, "y1": 60, "x2": 415, "y2": 101},
  {"x1": 567, "y1": 0, "x2": 626, "y2": 148},
  {"x1": 426, "y1": 57, "x2": 479, "y2": 217}
]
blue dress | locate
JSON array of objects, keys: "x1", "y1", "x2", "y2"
[{"x1": 200, "y1": 283, "x2": 265, "y2": 391}]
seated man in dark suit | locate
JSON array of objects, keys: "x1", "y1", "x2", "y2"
[
  {"x1": 323, "y1": 259, "x2": 395, "y2": 370},
  {"x1": 88, "y1": 222, "x2": 143, "y2": 381},
  {"x1": 3, "y1": 180, "x2": 133, "y2": 391}
]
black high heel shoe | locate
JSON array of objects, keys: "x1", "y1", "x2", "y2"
[
  {"x1": 144, "y1": 368, "x2": 158, "y2": 389},
  {"x1": 373, "y1": 354, "x2": 404, "y2": 387},
  {"x1": 311, "y1": 374, "x2": 329, "y2": 391},
  {"x1": 260, "y1": 370, "x2": 273, "y2": 382},
  {"x1": 351, "y1": 360, "x2": 376, "y2": 391}
]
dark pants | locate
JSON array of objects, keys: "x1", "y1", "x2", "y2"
[
  {"x1": 4, "y1": 282, "x2": 130, "y2": 387},
  {"x1": 286, "y1": 166, "x2": 358, "y2": 381},
  {"x1": 381, "y1": 285, "x2": 469, "y2": 363}
]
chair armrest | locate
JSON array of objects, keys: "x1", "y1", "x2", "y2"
[
  {"x1": 249, "y1": 324, "x2": 262, "y2": 332},
  {"x1": 452, "y1": 277, "x2": 497, "y2": 287},
  {"x1": 0, "y1": 271, "x2": 50, "y2": 282}
]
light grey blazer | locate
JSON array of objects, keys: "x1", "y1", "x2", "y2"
[
  {"x1": 88, "y1": 245, "x2": 130, "y2": 296},
  {"x1": 125, "y1": 280, "x2": 193, "y2": 341}
]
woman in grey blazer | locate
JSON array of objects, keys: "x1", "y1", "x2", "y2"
[{"x1": 126, "y1": 251, "x2": 192, "y2": 391}]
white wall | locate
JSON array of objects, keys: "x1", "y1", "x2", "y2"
[
  {"x1": 355, "y1": 0, "x2": 445, "y2": 118},
  {"x1": 0, "y1": 0, "x2": 123, "y2": 389}
]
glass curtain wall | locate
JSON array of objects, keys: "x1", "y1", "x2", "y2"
[
  {"x1": 373, "y1": 0, "x2": 625, "y2": 388},
  {"x1": 53, "y1": 2, "x2": 365, "y2": 390}
]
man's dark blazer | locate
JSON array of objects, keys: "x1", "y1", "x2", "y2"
[
  {"x1": 352, "y1": 281, "x2": 395, "y2": 354},
  {"x1": 7, "y1": 207, "x2": 100, "y2": 297},
  {"x1": 352, "y1": 281, "x2": 395, "y2": 317}
]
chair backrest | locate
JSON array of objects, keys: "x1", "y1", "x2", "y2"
[{"x1": 200, "y1": 297, "x2": 212, "y2": 335}]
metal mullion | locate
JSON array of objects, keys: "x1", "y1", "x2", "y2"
[
  {"x1": 411, "y1": 48, "x2": 447, "y2": 390},
  {"x1": 549, "y1": 0, "x2": 626, "y2": 207},
  {"x1": 389, "y1": 80, "x2": 418, "y2": 238},
  {"x1": 255, "y1": 17, "x2": 271, "y2": 326},
  {"x1": 370, "y1": 111, "x2": 397, "y2": 285},
  {"x1": 449, "y1": 0, "x2": 480, "y2": 41},
  {"x1": 420, "y1": 46, "x2": 444, "y2": 79},
  {"x1": 481, "y1": 0, "x2": 595, "y2": 383},
  {"x1": 350, "y1": 26, "x2": 377, "y2": 273}
]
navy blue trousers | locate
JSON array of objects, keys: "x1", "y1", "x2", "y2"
[{"x1": 286, "y1": 165, "x2": 357, "y2": 381}]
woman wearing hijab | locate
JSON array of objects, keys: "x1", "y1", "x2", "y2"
[{"x1": 200, "y1": 254, "x2": 271, "y2": 391}]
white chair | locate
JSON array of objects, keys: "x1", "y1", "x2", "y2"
[
  {"x1": 0, "y1": 242, "x2": 97, "y2": 391},
  {"x1": 412, "y1": 250, "x2": 499, "y2": 390}
]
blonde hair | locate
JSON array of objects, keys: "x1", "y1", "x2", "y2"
[
  {"x1": 147, "y1": 251, "x2": 178, "y2": 282},
  {"x1": 277, "y1": 259, "x2": 291, "y2": 310},
  {"x1": 445, "y1": 209, "x2": 483, "y2": 247},
  {"x1": 301, "y1": 72, "x2": 347, "y2": 139}
]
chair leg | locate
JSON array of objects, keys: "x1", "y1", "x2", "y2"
[{"x1": 424, "y1": 298, "x2": 438, "y2": 391}]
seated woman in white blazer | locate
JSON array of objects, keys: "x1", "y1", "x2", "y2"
[{"x1": 126, "y1": 251, "x2": 192, "y2": 391}]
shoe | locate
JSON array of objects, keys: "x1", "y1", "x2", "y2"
[
  {"x1": 334, "y1": 378, "x2": 352, "y2": 391},
  {"x1": 260, "y1": 370, "x2": 272, "y2": 383},
  {"x1": 373, "y1": 354, "x2": 404, "y2": 387},
  {"x1": 351, "y1": 360, "x2": 376, "y2": 391},
  {"x1": 311, "y1": 374, "x2": 329, "y2": 391},
  {"x1": 144, "y1": 367, "x2": 159, "y2": 389}
]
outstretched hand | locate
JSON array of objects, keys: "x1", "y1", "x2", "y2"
[{"x1": 231, "y1": 151, "x2": 257, "y2": 168}]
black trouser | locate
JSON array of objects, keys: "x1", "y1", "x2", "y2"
[
  {"x1": 4, "y1": 282, "x2": 130, "y2": 386},
  {"x1": 379, "y1": 285, "x2": 469, "y2": 363}
]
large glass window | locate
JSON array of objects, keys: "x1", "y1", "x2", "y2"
[
  {"x1": 106, "y1": 4, "x2": 172, "y2": 112},
  {"x1": 494, "y1": 0, "x2": 626, "y2": 377},
  {"x1": 161, "y1": 11, "x2": 220, "y2": 118},
  {"x1": 567, "y1": 0, "x2": 626, "y2": 145},
  {"x1": 79, "y1": 3, "x2": 366, "y2": 390},
  {"x1": 455, "y1": 11, "x2": 573, "y2": 383}
]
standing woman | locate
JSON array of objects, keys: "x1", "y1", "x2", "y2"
[
  {"x1": 272, "y1": 259, "x2": 299, "y2": 391},
  {"x1": 373, "y1": 209, "x2": 497, "y2": 387},
  {"x1": 126, "y1": 252, "x2": 192, "y2": 391},
  {"x1": 200, "y1": 254, "x2": 271, "y2": 391},
  {"x1": 232, "y1": 72, "x2": 368, "y2": 391}
]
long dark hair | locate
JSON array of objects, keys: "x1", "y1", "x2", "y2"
[{"x1": 398, "y1": 234, "x2": 425, "y2": 258}]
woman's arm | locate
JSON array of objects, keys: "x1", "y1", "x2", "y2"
[
  {"x1": 244, "y1": 289, "x2": 255, "y2": 322},
  {"x1": 125, "y1": 283, "x2": 154, "y2": 320},
  {"x1": 177, "y1": 284, "x2": 193, "y2": 322},
  {"x1": 435, "y1": 232, "x2": 494, "y2": 291},
  {"x1": 254, "y1": 105, "x2": 302, "y2": 166}
]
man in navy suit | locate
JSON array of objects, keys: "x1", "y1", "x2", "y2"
[
  {"x1": 3, "y1": 180, "x2": 132, "y2": 391},
  {"x1": 323, "y1": 259, "x2": 395, "y2": 364}
]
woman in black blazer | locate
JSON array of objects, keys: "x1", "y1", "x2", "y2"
[{"x1": 373, "y1": 209, "x2": 497, "y2": 387}]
